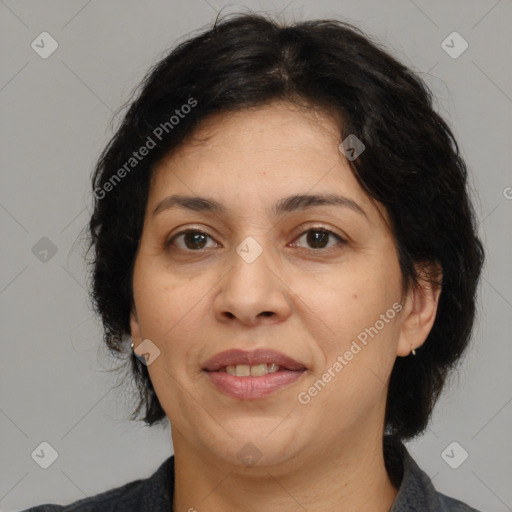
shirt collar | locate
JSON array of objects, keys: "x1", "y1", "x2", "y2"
[{"x1": 385, "y1": 435, "x2": 450, "y2": 511}]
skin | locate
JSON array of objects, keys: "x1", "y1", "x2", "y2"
[{"x1": 130, "y1": 101, "x2": 441, "y2": 512}]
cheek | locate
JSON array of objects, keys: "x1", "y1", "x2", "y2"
[
  {"x1": 132, "y1": 265, "x2": 208, "y2": 407},
  {"x1": 307, "y1": 260, "x2": 401, "y2": 346},
  {"x1": 133, "y1": 258, "x2": 197, "y2": 336},
  {"x1": 132, "y1": 258, "x2": 219, "y2": 372},
  {"x1": 298, "y1": 256, "x2": 402, "y2": 412},
  {"x1": 299, "y1": 289, "x2": 400, "y2": 433}
]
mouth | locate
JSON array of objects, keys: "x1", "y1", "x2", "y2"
[
  {"x1": 202, "y1": 348, "x2": 307, "y2": 399},
  {"x1": 216, "y1": 363, "x2": 285, "y2": 376}
]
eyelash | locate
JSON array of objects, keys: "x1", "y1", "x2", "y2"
[{"x1": 166, "y1": 226, "x2": 347, "y2": 252}]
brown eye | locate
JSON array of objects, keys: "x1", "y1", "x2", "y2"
[
  {"x1": 292, "y1": 228, "x2": 345, "y2": 250},
  {"x1": 169, "y1": 230, "x2": 217, "y2": 251}
]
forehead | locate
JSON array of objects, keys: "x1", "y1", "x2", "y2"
[
  {"x1": 158, "y1": 102, "x2": 341, "y2": 169},
  {"x1": 149, "y1": 102, "x2": 383, "y2": 222}
]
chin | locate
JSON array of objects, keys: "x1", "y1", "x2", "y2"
[{"x1": 211, "y1": 421, "x2": 307, "y2": 470}]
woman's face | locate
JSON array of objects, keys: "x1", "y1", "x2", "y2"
[{"x1": 130, "y1": 102, "x2": 413, "y2": 470}]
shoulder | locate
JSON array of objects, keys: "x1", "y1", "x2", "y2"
[
  {"x1": 22, "y1": 480, "x2": 152, "y2": 512},
  {"x1": 20, "y1": 456, "x2": 174, "y2": 512},
  {"x1": 436, "y1": 491, "x2": 483, "y2": 512},
  {"x1": 385, "y1": 436, "x2": 482, "y2": 512}
]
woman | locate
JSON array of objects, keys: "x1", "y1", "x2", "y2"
[{"x1": 25, "y1": 13, "x2": 484, "y2": 512}]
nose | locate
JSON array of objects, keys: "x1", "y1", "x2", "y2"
[{"x1": 213, "y1": 240, "x2": 292, "y2": 327}]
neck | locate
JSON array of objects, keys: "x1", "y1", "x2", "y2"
[{"x1": 171, "y1": 427, "x2": 398, "y2": 512}]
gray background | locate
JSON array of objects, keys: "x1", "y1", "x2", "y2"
[{"x1": 0, "y1": 0, "x2": 511, "y2": 510}]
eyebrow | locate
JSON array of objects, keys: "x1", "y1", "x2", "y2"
[{"x1": 152, "y1": 193, "x2": 368, "y2": 218}]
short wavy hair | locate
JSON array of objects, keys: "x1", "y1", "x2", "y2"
[{"x1": 88, "y1": 13, "x2": 484, "y2": 440}]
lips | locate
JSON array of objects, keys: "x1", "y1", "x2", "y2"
[
  {"x1": 202, "y1": 348, "x2": 306, "y2": 372},
  {"x1": 202, "y1": 348, "x2": 307, "y2": 400}
]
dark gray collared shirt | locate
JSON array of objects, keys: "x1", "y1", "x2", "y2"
[{"x1": 22, "y1": 436, "x2": 481, "y2": 511}]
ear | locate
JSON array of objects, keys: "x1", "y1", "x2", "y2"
[
  {"x1": 397, "y1": 262, "x2": 442, "y2": 357},
  {"x1": 130, "y1": 307, "x2": 143, "y2": 345}
]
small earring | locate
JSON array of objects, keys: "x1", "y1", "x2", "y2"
[
  {"x1": 410, "y1": 344, "x2": 416, "y2": 356},
  {"x1": 130, "y1": 342, "x2": 134, "y2": 349}
]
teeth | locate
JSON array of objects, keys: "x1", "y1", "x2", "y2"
[
  {"x1": 225, "y1": 365, "x2": 236, "y2": 376},
  {"x1": 235, "y1": 364, "x2": 250, "y2": 377},
  {"x1": 250, "y1": 364, "x2": 268, "y2": 377},
  {"x1": 224, "y1": 363, "x2": 280, "y2": 377},
  {"x1": 267, "y1": 363, "x2": 279, "y2": 373}
]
